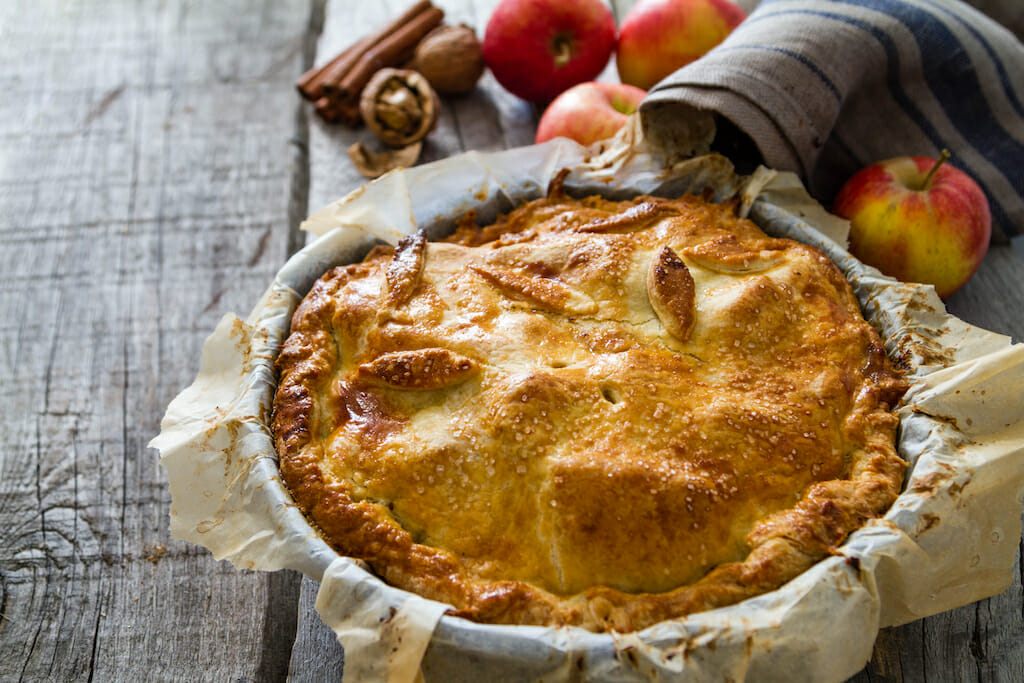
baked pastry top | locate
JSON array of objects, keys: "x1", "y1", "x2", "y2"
[{"x1": 273, "y1": 185, "x2": 907, "y2": 633}]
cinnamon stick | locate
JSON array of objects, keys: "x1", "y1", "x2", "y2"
[
  {"x1": 326, "y1": 6, "x2": 444, "y2": 102},
  {"x1": 314, "y1": 95, "x2": 362, "y2": 127},
  {"x1": 296, "y1": 0, "x2": 435, "y2": 102},
  {"x1": 297, "y1": 36, "x2": 375, "y2": 102}
]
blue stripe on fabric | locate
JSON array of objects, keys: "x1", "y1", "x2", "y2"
[
  {"x1": 919, "y1": 0, "x2": 1024, "y2": 119},
  {"x1": 744, "y1": 9, "x2": 947, "y2": 160},
  {"x1": 711, "y1": 45, "x2": 843, "y2": 102},
  {"x1": 741, "y1": 2, "x2": 1017, "y2": 234},
  {"x1": 832, "y1": 0, "x2": 1022, "y2": 233}
]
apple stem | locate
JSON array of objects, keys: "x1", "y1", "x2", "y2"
[
  {"x1": 552, "y1": 35, "x2": 573, "y2": 68},
  {"x1": 919, "y1": 149, "x2": 951, "y2": 190}
]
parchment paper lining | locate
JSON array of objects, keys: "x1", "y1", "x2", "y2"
[{"x1": 151, "y1": 137, "x2": 1024, "y2": 683}]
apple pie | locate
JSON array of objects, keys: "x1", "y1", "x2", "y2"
[{"x1": 272, "y1": 182, "x2": 907, "y2": 633}]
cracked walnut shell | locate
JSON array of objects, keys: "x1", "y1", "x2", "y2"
[{"x1": 359, "y1": 68, "x2": 439, "y2": 147}]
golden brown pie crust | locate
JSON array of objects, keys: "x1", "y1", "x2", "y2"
[{"x1": 273, "y1": 186, "x2": 907, "y2": 633}]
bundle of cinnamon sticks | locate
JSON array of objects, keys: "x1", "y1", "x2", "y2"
[{"x1": 297, "y1": 0, "x2": 445, "y2": 125}]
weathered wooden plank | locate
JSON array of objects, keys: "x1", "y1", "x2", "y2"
[
  {"x1": 288, "y1": 576, "x2": 346, "y2": 681},
  {"x1": 0, "y1": 0, "x2": 314, "y2": 679},
  {"x1": 2, "y1": 0, "x2": 1020, "y2": 680},
  {"x1": 947, "y1": 245, "x2": 1024, "y2": 341}
]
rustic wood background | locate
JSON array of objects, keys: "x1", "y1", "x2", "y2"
[{"x1": 1, "y1": 0, "x2": 1021, "y2": 680}]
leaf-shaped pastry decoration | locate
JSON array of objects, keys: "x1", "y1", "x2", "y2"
[
  {"x1": 469, "y1": 264, "x2": 598, "y2": 315},
  {"x1": 574, "y1": 201, "x2": 673, "y2": 234},
  {"x1": 357, "y1": 348, "x2": 479, "y2": 390},
  {"x1": 680, "y1": 236, "x2": 786, "y2": 273},
  {"x1": 385, "y1": 231, "x2": 427, "y2": 307},
  {"x1": 647, "y1": 245, "x2": 696, "y2": 342}
]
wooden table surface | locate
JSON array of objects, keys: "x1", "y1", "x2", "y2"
[{"x1": 2, "y1": 0, "x2": 1022, "y2": 680}]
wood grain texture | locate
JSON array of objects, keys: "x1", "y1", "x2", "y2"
[
  {"x1": 0, "y1": 0, "x2": 312, "y2": 679},
  {"x1": 1, "y1": 0, "x2": 1022, "y2": 681}
]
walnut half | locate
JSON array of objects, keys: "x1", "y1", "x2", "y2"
[
  {"x1": 348, "y1": 141, "x2": 423, "y2": 179},
  {"x1": 359, "y1": 68, "x2": 439, "y2": 147}
]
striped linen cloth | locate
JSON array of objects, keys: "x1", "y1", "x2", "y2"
[{"x1": 640, "y1": 0, "x2": 1024, "y2": 244}]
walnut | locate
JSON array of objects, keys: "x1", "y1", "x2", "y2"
[
  {"x1": 411, "y1": 24, "x2": 485, "y2": 96},
  {"x1": 347, "y1": 140, "x2": 423, "y2": 179},
  {"x1": 359, "y1": 68, "x2": 439, "y2": 147}
]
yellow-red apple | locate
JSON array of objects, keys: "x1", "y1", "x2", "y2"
[
  {"x1": 535, "y1": 82, "x2": 647, "y2": 146},
  {"x1": 483, "y1": 0, "x2": 616, "y2": 103},
  {"x1": 617, "y1": 0, "x2": 746, "y2": 91},
  {"x1": 832, "y1": 151, "x2": 991, "y2": 299}
]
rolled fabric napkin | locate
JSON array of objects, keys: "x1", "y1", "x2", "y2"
[{"x1": 640, "y1": 0, "x2": 1024, "y2": 242}]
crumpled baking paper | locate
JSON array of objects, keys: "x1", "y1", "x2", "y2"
[{"x1": 150, "y1": 135, "x2": 1024, "y2": 683}]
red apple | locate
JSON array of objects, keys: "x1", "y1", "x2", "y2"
[
  {"x1": 617, "y1": 0, "x2": 746, "y2": 91},
  {"x1": 832, "y1": 151, "x2": 991, "y2": 299},
  {"x1": 535, "y1": 82, "x2": 647, "y2": 146},
  {"x1": 482, "y1": 0, "x2": 616, "y2": 103}
]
